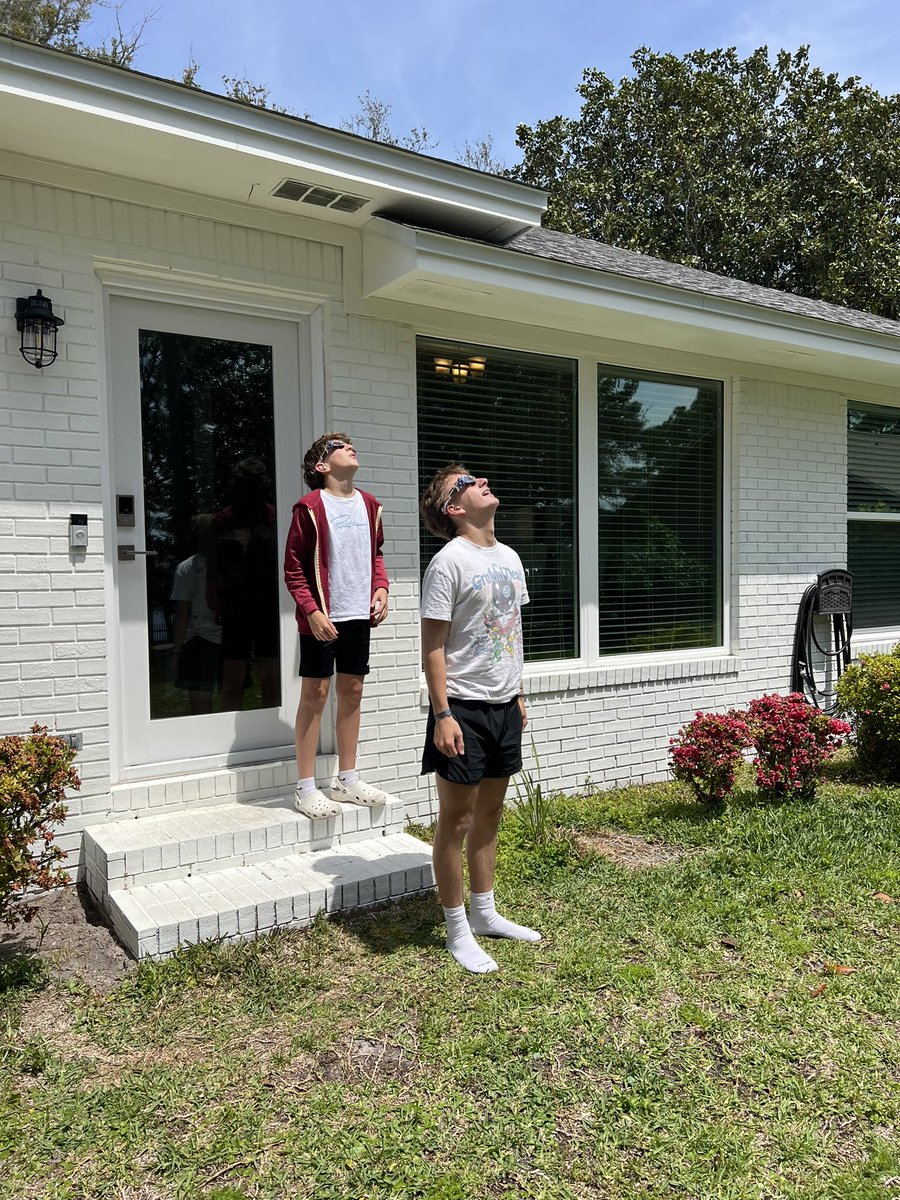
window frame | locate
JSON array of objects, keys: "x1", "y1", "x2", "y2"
[
  {"x1": 847, "y1": 398, "x2": 900, "y2": 641},
  {"x1": 414, "y1": 326, "x2": 733, "y2": 687}
]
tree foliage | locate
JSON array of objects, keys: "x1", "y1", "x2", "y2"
[
  {"x1": 516, "y1": 46, "x2": 900, "y2": 319},
  {"x1": 341, "y1": 90, "x2": 436, "y2": 154},
  {"x1": 0, "y1": 0, "x2": 151, "y2": 67}
]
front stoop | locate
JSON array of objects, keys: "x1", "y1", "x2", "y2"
[{"x1": 83, "y1": 796, "x2": 434, "y2": 959}]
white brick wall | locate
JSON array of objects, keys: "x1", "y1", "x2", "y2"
[{"x1": 0, "y1": 171, "x2": 859, "y2": 871}]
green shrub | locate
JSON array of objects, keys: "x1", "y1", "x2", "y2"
[
  {"x1": 836, "y1": 645, "x2": 900, "y2": 779},
  {"x1": 0, "y1": 725, "x2": 79, "y2": 927}
]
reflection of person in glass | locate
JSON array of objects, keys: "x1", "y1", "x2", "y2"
[
  {"x1": 171, "y1": 514, "x2": 221, "y2": 715},
  {"x1": 213, "y1": 457, "x2": 281, "y2": 711}
]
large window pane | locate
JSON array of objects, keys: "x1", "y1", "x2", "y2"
[
  {"x1": 848, "y1": 400, "x2": 900, "y2": 630},
  {"x1": 597, "y1": 367, "x2": 722, "y2": 655},
  {"x1": 140, "y1": 331, "x2": 280, "y2": 719},
  {"x1": 848, "y1": 521, "x2": 900, "y2": 629},
  {"x1": 848, "y1": 402, "x2": 900, "y2": 513},
  {"x1": 417, "y1": 338, "x2": 578, "y2": 662}
]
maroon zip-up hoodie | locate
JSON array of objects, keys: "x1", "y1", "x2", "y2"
[{"x1": 283, "y1": 488, "x2": 388, "y2": 634}]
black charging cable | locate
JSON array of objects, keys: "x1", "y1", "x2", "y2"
[{"x1": 789, "y1": 584, "x2": 852, "y2": 713}]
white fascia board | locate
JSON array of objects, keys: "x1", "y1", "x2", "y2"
[
  {"x1": 401, "y1": 227, "x2": 900, "y2": 368},
  {"x1": 0, "y1": 38, "x2": 546, "y2": 229}
]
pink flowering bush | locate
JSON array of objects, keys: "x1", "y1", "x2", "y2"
[
  {"x1": 747, "y1": 692, "x2": 850, "y2": 800},
  {"x1": 669, "y1": 710, "x2": 751, "y2": 805},
  {"x1": 0, "y1": 725, "x2": 79, "y2": 927},
  {"x1": 670, "y1": 694, "x2": 850, "y2": 805},
  {"x1": 836, "y1": 645, "x2": 900, "y2": 779}
]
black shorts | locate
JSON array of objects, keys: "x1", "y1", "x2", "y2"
[
  {"x1": 299, "y1": 619, "x2": 371, "y2": 678},
  {"x1": 421, "y1": 696, "x2": 523, "y2": 785},
  {"x1": 175, "y1": 636, "x2": 221, "y2": 692}
]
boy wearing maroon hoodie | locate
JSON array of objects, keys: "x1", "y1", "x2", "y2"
[{"x1": 283, "y1": 433, "x2": 389, "y2": 818}]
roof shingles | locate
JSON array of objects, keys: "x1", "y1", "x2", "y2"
[{"x1": 505, "y1": 226, "x2": 900, "y2": 341}]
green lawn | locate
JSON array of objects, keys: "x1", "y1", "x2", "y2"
[{"x1": 2, "y1": 773, "x2": 899, "y2": 1199}]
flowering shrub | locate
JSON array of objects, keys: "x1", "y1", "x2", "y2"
[
  {"x1": 0, "y1": 725, "x2": 79, "y2": 927},
  {"x1": 747, "y1": 692, "x2": 850, "y2": 800},
  {"x1": 669, "y1": 710, "x2": 751, "y2": 804},
  {"x1": 836, "y1": 646, "x2": 900, "y2": 779}
]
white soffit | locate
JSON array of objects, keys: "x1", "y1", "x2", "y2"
[
  {"x1": 361, "y1": 220, "x2": 900, "y2": 387},
  {"x1": 0, "y1": 38, "x2": 545, "y2": 241}
]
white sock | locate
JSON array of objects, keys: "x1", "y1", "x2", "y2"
[
  {"x1": 443, "y1": 905, "x2": 497, "y2": 974},
  {"x1": 295, "y1": 776, "x2": 317, "y2": 798},
  {"x1": 468, "y1": 890, "x2": 541, "y2": 942},
  {"x1": 338, "y1": 769, "x2": 359, "y2": 785}
]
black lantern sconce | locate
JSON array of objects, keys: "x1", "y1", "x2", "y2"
[{"x1": 15, "y1": 289, "x2": 65, "y2": 369}]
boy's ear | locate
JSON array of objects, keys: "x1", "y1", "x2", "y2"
[{"x1": 314, "y1": 460, "x2": 329, "y2": 476}]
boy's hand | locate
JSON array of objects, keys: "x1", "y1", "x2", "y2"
[
  {"x1": 434, "y1": 715, "x2": 465, "y2": 757},
  {"x1": 371, "y1": 588, "x2": 389, "y2": 625},
  {"x1": 309, "y1": 610, "x2": 339, "y2": 641},
  {"x1": 518, "y1": 695, "x2": 528, "y2": 731}
]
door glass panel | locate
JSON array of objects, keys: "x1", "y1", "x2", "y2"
[{"x1": 139, "y1": 330, "x2": 281, "y2": 719}]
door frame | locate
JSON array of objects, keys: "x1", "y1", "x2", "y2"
[{"x1": 97, "y1": 265, "x2": 327, "y2": 784}]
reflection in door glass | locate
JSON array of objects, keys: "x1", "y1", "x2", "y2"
[{"x1": 139, "y1": 330, "x2": 281, "y2": 719}]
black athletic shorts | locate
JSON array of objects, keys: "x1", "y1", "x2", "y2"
[
  {"x1": 299, "y1": 619, "x2": 371, "y2": 678},
  {"x1": 421, "y1": 696, "x2": 523, "y2": 785}
]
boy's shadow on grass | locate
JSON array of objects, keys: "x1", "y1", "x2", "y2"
[{"x1": 338, "y1": 888, "x2": 444, "y2": 956}]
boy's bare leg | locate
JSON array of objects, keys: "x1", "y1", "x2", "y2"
[
  {"x1": 465, "y1": 776, "x2": 508, "y2": 893},
  {"x1": 467, "y1": 775, "x2": 541, "y2": 944},
  {"x1": 334, "y1": 672, "x2": 364, "y2": 772},
  {"x1": 433, "y1": 775, "x2": 498, "y2": 973},
  {"x1": 295, "y1": 676, "x2": 330, "y2": 779}
]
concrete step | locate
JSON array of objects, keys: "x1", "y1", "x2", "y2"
[
  {"x1": 107, "y1": 832, "x2": 435, "y2": 959},
  {"x1": 83, "y1": 795, "x2": 406, "y2": 900}
]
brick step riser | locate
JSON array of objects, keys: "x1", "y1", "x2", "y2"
[
  {"x1": 82, "y1": 805, "x2": 406, "y2": 904},
  {"x1": 110, "y1": 862, "x2": 435, "y2": 960},
  {"x1": 97, "y1": 821, "x2": 407, "y2": 895}
]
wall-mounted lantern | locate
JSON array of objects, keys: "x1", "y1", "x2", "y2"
[{"x1": 15, "y1": 289, "x2": 64, "y2": 369}]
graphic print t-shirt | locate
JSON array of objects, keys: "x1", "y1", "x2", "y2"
[
  {"x1": 420, "y1": 538, "x2": 529, "y2": 703},
  {"x1": 321, "y1": 490, "x2": 372, "y2": 620}
]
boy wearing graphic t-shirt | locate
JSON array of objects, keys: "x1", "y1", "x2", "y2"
[
  {"x1": 283, "y1": 433, "x2": 389, "y2": 818},
  {"x1": 420, "y1": 464, "x2": 541, "y2": 974}
]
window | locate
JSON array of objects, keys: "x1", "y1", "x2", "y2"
[
  {"x1": 596, "y1": 367, "x2": 723, "y2": 655},
  {"x1": 848, "y1": 401, "x2": 900, "y2": 630},
  {"x1": 416, "y1": 338, "x2": 578, "y2": 662},
  {"x1": 415, "y1": 342, "x2": 725, "y2": 666}
]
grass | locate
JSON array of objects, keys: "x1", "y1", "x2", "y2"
[{"x1": 1, "y1": 773, "x2": 899, "y2": 1199}]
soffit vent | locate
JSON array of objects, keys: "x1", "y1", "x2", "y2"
[{"x1": 272, "y1": 179, "x2": 370, "y2": 213}]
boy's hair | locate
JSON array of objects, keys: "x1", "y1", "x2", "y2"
[
  {"x1": 420, "y1": 463, "x2": 469, "y2": 542},
  {"x1": 303, "y1": 432, "x2": 351, "y2": 490}
]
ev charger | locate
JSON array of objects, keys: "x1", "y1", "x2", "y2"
[{"x1": 69, "y1": 513, "x2": 88, "y2": 549}]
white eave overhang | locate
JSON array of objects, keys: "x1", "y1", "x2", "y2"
[
  {"x1": 362, "y1": 219, "x2": 900, "y2": 386},
  {"x1": 0, "y1": 37, "x2": 545, "y2": 242}
]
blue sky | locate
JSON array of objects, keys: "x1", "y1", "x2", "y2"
[{"x1": 85, "y1": 0, "x2": 900, "y2": 168}]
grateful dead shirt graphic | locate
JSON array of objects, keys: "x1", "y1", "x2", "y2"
[{"x1": 470, "y1": 568, "x2": 523, "y2": 662}]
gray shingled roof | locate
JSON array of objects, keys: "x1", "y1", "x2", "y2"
[{"x1": 505, "y1": 226, "x2": 900, "y2": 341}]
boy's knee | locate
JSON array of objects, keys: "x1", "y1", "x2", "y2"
[
  {"x1": 336, "y1": 674, "x2": 365, "y2": 703},
  {"x1": 299, "y1": 678, "x2": 330, "y2": 712}
]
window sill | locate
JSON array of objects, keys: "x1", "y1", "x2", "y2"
[
  {"x1": 852, "y1": 631, "x2": 900, "y2": 655},
  {"x1": 418, "y1": 654, "x2": 739, "y2": 707}
]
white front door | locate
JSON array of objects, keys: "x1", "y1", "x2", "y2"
[{"x1": 109, "y1": 297, "x2": 304, "y2": 778}]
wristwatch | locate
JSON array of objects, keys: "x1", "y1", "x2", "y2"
[{"x1": 434, "y1": 708, "x2": 453, "y2": 721}]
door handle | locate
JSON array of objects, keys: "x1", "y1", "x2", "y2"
[{"x1": 117, "y1": 545, "x2": 158, "y2": 562}]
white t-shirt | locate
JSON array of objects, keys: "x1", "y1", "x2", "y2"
[
  {"x1": 322, "y1": 490, "x2": 372, "y2": 621},
  {"x1": 170, "y1": 554, "x2": 222, "y2": 644},
  {"x1": 420, "y1": 537, "x2": 529, "y2": 703}
]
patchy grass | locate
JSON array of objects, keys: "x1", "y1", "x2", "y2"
[{"x1": 1, "y1": 778, "x2": 899, "y2": 1199}]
